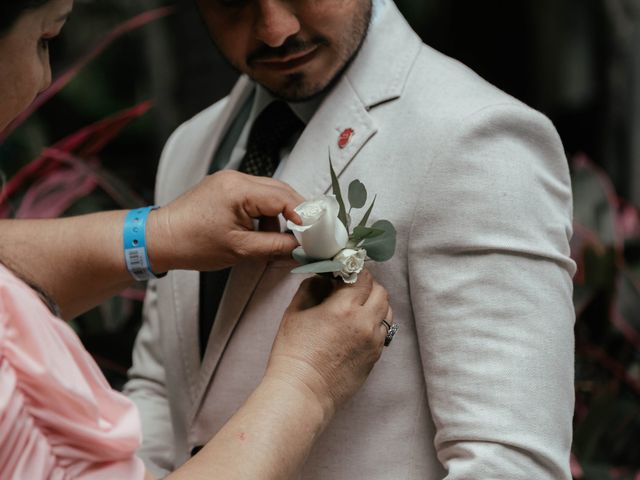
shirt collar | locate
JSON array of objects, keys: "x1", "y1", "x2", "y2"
[
  {"x1": 371, "y1": 0, "x2": 390, "y2": 26},
  {"x1": 251, "y1": 85, "x2": 325, "y2": 126}
]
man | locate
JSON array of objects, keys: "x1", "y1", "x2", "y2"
[{"x1": 125, "y1": 0, "x2": 576, "y2": 478}]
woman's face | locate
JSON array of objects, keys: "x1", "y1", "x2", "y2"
[{"x1": 0, "y1": 0, "x2": 73, "y2": 133}]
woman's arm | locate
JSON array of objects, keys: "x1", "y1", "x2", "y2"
[
  {"x1": 163, "y1": 272, "x2": 390, "y2": 480},
  {"x1": 0, "y1": 171, "x2": 302, "y2": 319}
]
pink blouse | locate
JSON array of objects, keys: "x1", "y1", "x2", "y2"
[{"x1": 0, "y1": 264, "x2": 145, "y2": 479}]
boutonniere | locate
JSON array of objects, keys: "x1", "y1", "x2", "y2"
[{"x1": 287, "y1": 161, "x2": 397, "y2": 283}]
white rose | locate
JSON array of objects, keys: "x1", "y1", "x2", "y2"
[
  {"x1": 286, "y1": 196, "x2": 349, "y2": 259},
  {"x1": 332, "y1": 248, "x2": 366, "y2": 284}
]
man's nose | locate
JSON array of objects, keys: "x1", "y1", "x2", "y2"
[{"x1": 254, "y1": 0, "x2": 301, "y2": 47}]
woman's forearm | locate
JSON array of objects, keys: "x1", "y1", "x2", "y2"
[
  {"x1": 0, "y1": 213, "x2": 136, "y2": 319},
  {"x1": 0, "y1": 171, "x2": 303, "y2": 320},
  {"x1": 167, "y1": 377, "x2": 332, "y2": 480}
]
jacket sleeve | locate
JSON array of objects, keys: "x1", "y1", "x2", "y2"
[
  {"x1": 409, "y1": 103, "x2": 576, "y2": 479},
  {"x1": 124, "y1": 278, "x2": 175, "y2": 477}
]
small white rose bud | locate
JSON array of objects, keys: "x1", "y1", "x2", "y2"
[
  {"x1": 286, "y1": 196, "x2": 349, "y2": 259},
  {"x1": 333, "y1": 248, "x2": 366, "y2": 284}
]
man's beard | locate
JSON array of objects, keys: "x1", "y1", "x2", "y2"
[
  {"x1": 260, "y1": 6, "x2": 372, "y2": 102},
  {"x1": 207, "y1": 1, "x2": 373, "y2": 103}
]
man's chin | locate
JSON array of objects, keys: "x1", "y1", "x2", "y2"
[{"x1": 255, "y1": 73, "x2": 339, "y2": 103}]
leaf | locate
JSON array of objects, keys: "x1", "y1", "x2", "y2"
[
  {"x1": 118, "y1": 287, "x2": 146, "y2": 302},
  {"x1": 292, "y1": 246, "x2": 313, "y2": 265},
  {"x1": 15, "y1": 163, "x2": 98, "y2": 218},
  {"x1": 351, "y1": 226, "x2": 385, "y2": 243},
  {"x1": 611, "y1": 270, "x2": 640, "y2": 351},
  {"x1": 0, "y1": 101, "x2": 152, "y2": 217},
  {"x1": 329, "y1": 156, "x2": 348, "y2": 230},
  {"x1": 571, "y1": 155, "x2": 620, "y2": 253},
  {"x1": 43, "y1": 148, "x2": 146, "y2": 208},
  {"x1": 0, "y1": 6, "x2": 175, "y2": 142},
  {"x1": 356, "y1": 195, "x2": 377, "y2": 229},
  {"x1": 362, "y1": 220, "x2": 397, "y2": 262},
  {"x1": 292, "y1": 261, "x2": 344, "y2": 274},
  {"x1": 348, "y1": 180, "x2": 367, "y2": 209}
]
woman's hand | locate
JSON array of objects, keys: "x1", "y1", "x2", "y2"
[
  {"x1": 167, "y1": 270, "x2": 391, "y2": 480},
  {"x1": 266, "y1": 270, "x2": 392, "y2": 419},
  {"x1": 147, "y1": 170, "x2": 304, "y2": 272}
]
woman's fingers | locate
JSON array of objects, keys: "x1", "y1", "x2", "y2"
[
  {"x1": 363, "y1": 281, "x2": 390, "y2": 319},
  {"x1": 287, "y1": 277, "x2": 333, "y2": 313},
  {"x1": 330, "y1": 269, "x2": 374, "y2": 306},
  {"x1": 378, "y1": 306, "x2": 394, "y2": 341},
  {"x1": 242, "y1": 184, "x2": 303, "y2": 223},
  {"x1": 362, "y1": 281, "x2": 391, "y2": 343},
  {"x1": 243, "y1": 174, "x2": 303, "y2": 201},
  {"x1": 234, "y1": 231, "x2": 300, "y2": 259}
]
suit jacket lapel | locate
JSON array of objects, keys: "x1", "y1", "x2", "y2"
[
  {"x1": 168, "y1": 77, "x2": 255, "y2": 404},
  {"x1": 280, "y1": 79, "x2": 378, "y2": 198},
  {"x1": 192, "y1": 258, "x2": 267, "y2": 418}
]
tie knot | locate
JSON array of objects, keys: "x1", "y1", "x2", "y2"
[
  {"x1": 249, "y1": 101, "x2": 304, "y2": 154},
  {"x1": 240, "y1": 101, "x2": 305, "y2": 177}
]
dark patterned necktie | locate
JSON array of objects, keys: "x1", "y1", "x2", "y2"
[
  {"x1": 198, "y1": 101, "x2": 305, "y2": 358},
  {"x1": 238, "y1": 100, "x2": 305, "y2": 177}
]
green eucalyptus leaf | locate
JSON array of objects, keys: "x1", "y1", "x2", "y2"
[
  {"x1": 357, "y1": 195, "x2": 377, "y2": 229},
  {"x1": 329, "y1": 156, "x2": 348, "y2": 230},
  {"x1": 292, "y1": 260, "x2": 344, "y2": 274},
  {"x1": 292, "y1": 246, "x2": 313, "y2": 265},
  {"x1": 362, "y1": 220, "x2": 397, "y2": 262},
  {"x1": 348, "y1": 180, "x2": 367, "y2": 209},
  {"x1": 351, "y1": 226, "x2": 385, "y2": 243}
]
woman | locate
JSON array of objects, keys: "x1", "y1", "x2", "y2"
[{"x1": 0, "y1": 1, "x2": 392, "y2": 479}]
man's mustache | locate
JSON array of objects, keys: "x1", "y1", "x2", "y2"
[{"x1": 247, "y1": 37, "x2": 328, "y2": 66}]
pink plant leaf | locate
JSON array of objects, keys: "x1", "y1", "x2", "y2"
[
  {"x1": 118, "y1": 287, "x2": 146, "y2": 302},
  {"x1": 577, "y1": 343, "x2": 640, "y2": 396},
  {"x1": 570, "y1": 453, "x2": 584, "y2": 479},
  {"x1": 43, "y1": 148, "x2": 145, "y2": 208},
  {"x1": 610, "y1": 271, "x2": 640, "y2": 352},
  {"x1": 571, "y1": 154, "x2": 640, "y2": 267},
  {"x1": 619, "y1": 202, "x2": 640, "y2": 241},
  {"x1": 50, "y1": 100, "x2": 153, "y2": 158},
  {"x1": 15, "y1": 163, "x2": 98, "y2": 218},
  {"x1": 0, "y1": 101, "x2": 152, "y2": 212},
  {"x1": 571, "y1": 222, "x2": 608, "y2": 289},
  {"x1": 0, "y1": 6, "x2": 174, "y2": 142}
]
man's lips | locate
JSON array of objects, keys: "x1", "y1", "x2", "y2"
[{"x1": 253, "y1": 45, "x2": 320, "y2": 72}]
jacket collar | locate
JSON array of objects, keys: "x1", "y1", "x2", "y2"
[{"x1": 345, "y1": 0, "x2": 421, "y2": 110}]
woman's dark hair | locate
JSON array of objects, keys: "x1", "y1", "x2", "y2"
[{"x1": 0, "y1": 0, "x2": 53, "y2": 36}]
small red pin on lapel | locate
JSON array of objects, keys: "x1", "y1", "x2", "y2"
[{"x1": 338, "y1": 128, "x2": 354, "y2": 149}]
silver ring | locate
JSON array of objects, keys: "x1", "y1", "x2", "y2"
[
  {"x1": 384, "y1": 323, "x2": 399, "y2": 347},
  {"x1": 381, "y1": 320, "x2": 391, "y2": 333}
]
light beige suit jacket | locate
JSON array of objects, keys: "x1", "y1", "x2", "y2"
[{"x1": 125, "y1": 3, "x2": 576, "y2": 478}]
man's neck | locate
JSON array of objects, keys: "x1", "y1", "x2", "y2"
[{"x1": 254, "y1": 85, "x2": 326, "y2": 126}]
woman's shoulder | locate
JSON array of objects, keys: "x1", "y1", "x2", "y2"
[
  {"x1": 0, "y1": 263, "x2": 62, "y2": 355},
  {"x1": 0, "y1": 263, "x2": 145, "y2": 479}
]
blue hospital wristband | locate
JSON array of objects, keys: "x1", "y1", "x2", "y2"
[{"x1": 123, "y1": 206, "x2": 164, "y2": 281}]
